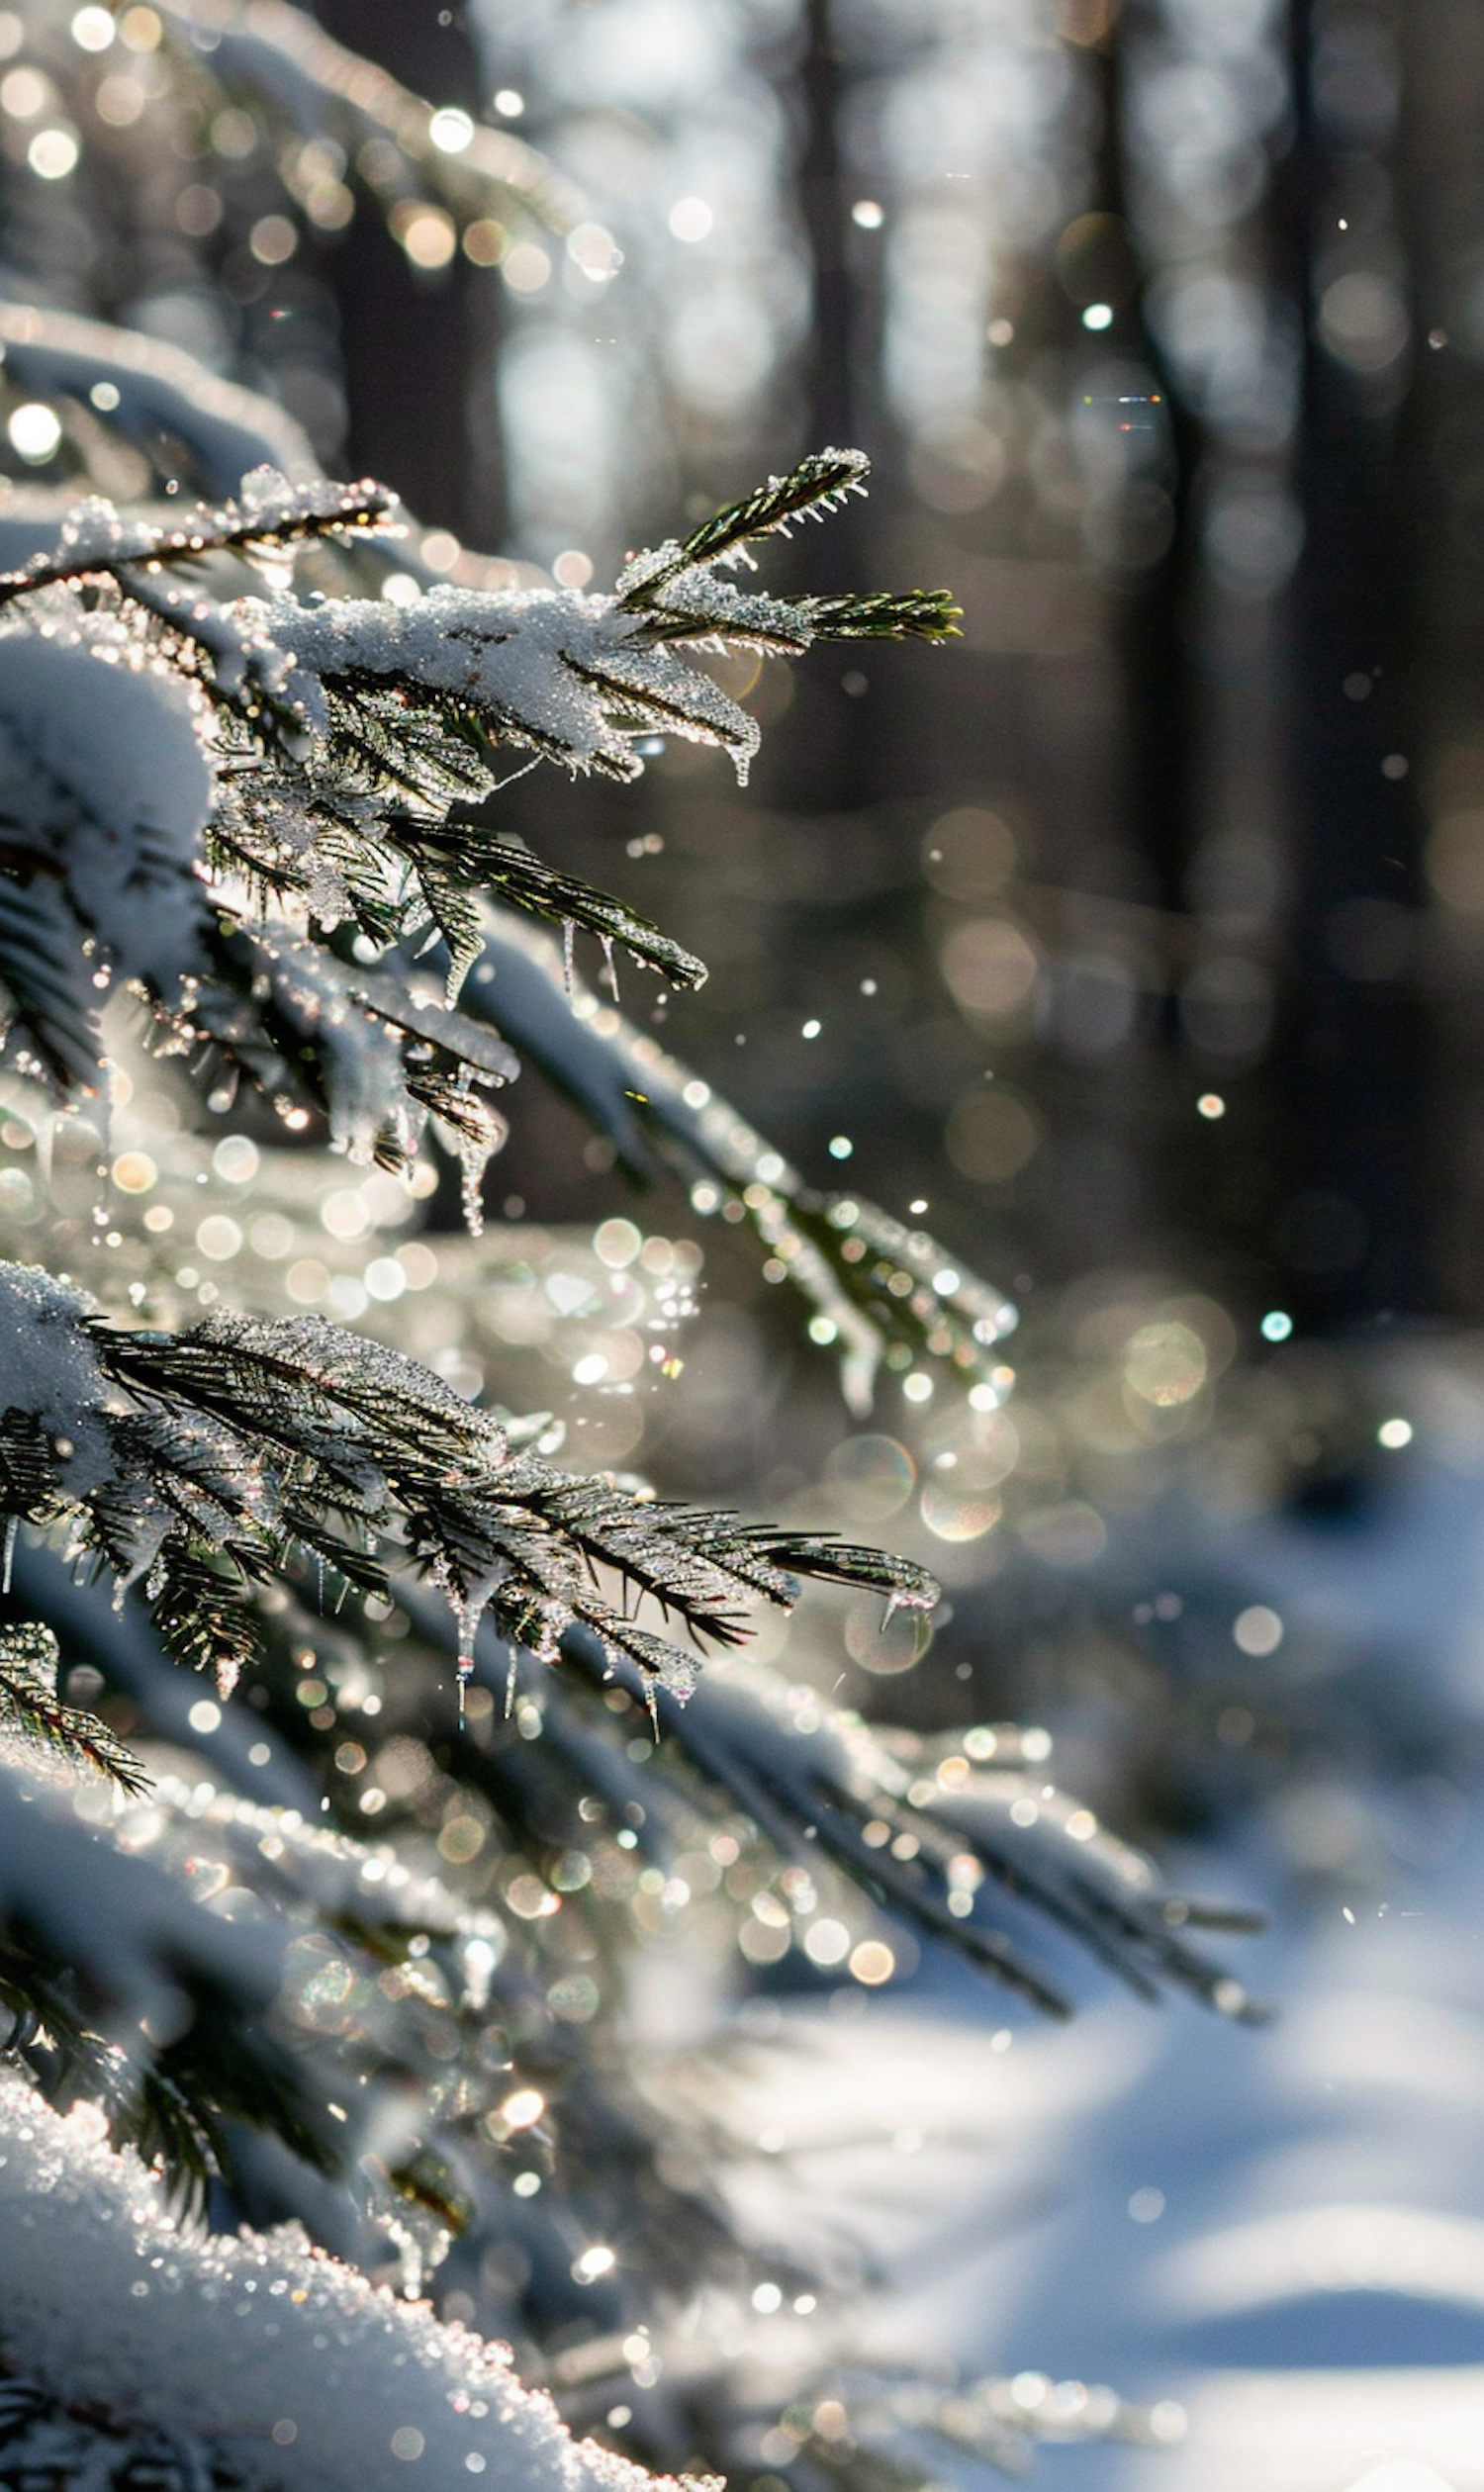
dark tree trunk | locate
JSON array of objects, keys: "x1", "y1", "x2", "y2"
[
  {"x1": 764, "y1": 0, "x2": 881, "y2": 814},
  {"x1": 312, "y1": 1, "x2": 506, "y2": 548},
  {"x1": 1100, "y1": 8, "x2": 1203, "y2": 924},
  {"x1": 1272, "y1": 0, "x2": 1432, "y2": 1326}
]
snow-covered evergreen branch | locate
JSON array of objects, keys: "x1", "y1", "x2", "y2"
[
  {"x1": 0, "y1": 299, "x2": 323, "y2": 497},
  {"x1": 0, "y1": 1621, "x2": 148, "y2": 1795},
  {"x1": 0, "y1": 2073, "x2": 708, "y2": 2492},
  {"x1": 154, "y1": 0, "x2": 585, "y2": 234},
  {"x1": 0, "y1": 311, "x2": 994, "y2": 1390},
  {"x1": 0, "y1": 1262, "x2": 936, "y2": 1706},
  {"x1": 0, "y1": 474, "x2": 399, "y2": 610},
  {"x1": 0, "y1": 13, "x2": 1271, "y2": 2492},
  {"x1": 405, "y1": 1598, "x2": 1261, "y2": 2026},
  {"x1": 8, "y1": 0, "x2": 580, "y2": 303},
  {"x1": 0, "y1": 447, "x2": 951, "y2": 1217},
  {"x1": 466, "y1": 908, "x2": 1017, "y2": 1412}
]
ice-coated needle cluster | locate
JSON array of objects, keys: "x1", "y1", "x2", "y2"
[
  {"x1": 0, "y1": 449, "x2": 949, "y2": 1210},
  {"x1": 0, "y1": 1261, "x2": 939, "y2": 1703}
]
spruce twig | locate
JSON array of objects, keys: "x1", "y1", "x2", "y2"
[
  {"x1": 0, "y1": 1270, "x2": 938, "y2": 1707},
  {"x1": 800, "y1": 588, "x2": 962, "y2": 640},
  {"x1": 619, "y1": 450, "x2": 874, "y2": 606},
  {"x1": 0, "y1": 477, "x2": 400, "y2": 609},
  {"x1": 0, "y1": 1623, "x2": 150, "y2": 1796}
]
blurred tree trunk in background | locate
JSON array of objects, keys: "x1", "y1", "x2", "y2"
[
  {"x1": 1096, "y1": 0, "x2": 1435, "y2": 1329},
  {"x1": 1397, "y1": 0, "x2": 1484, "y2": 1317},
  {"x1": 1274, "y1": 0, "x2": 1432, "y2": 1328},
  {"x1": 1093, "y1": 12, "x2": 1199, "y2": 926},
  {"x1": 772, "y1": 0, "x2": 872, "y2": 815},
  {"x1": 301, "y1": 0, "x2": 1461, "y2": 1339},
  {"x1": 313, "y1": 0, "x2": 505, "y2": 547}
]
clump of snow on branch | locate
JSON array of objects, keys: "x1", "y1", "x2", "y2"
[
  {"x1": 251, "y1": 581, "x2": 763, "y2": 783},
  {"x1": 0, "y1": 1264, "x2": 115, "y2": 1491},
  {"x1": 0, "y1": 633, "x2": 212, "y2": 1088},
  {"x1": 0, "y1": 2074, "x2": 712, "y2": 2492}
]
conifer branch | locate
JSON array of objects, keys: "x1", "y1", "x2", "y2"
[
  {"x1": 0, "y1": 442, "x2": 952, "y2": 1203},
  {"x1": 800, "y1": 588, "x2": 963, "y2": 640},
  {"x1": 388, "y1": 1591, "x2": 1262, "y2": 2027},
  {"x1": 396, "y1": 825, "x2": 710, "y2": 995},
  {"x1": 0, "y1": 1623, "x2": 149, "y2": 1797},
  {"x1": 0, "y1": 476, "x2": 400, "y2": 611},
  {"x1": 155, "y1": 0, "x2": 584, "y2": 234},
  {"x1": 619, "y1": 451, "x2": 874, "y2": 607},
  {"x1": 0, "y1": 1265, "x2": 937, "y2": 1705},
  {"x1": 0, "y1": 299, "x2": 322, "y2": 496},
  {"x1": 559, "y1": 1633, "x2": 1264, "y2": 2024},
  {"x1": 465, "y1": 910, "x2": 1016, "y2": 1409}
]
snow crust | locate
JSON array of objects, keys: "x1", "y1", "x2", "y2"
[
  {"x1": 0, "y1": 631, "x2": 211, "y2": 997},
  {"x1": 0, "y1": 2076, "x2": 709, "y2": 2492},
  {"x1": 0, "y1": 1765, "x2": 284, "y2": 2033},
  {"x1": 0, "y1": 1263, "x2": 114, "y2": 1492},
  {"x1": 0, "y1": 299, "x2": 319, "y2": 495},
  {"x1": 252, "y1": 584, "x2": 761, "y2": 780}
]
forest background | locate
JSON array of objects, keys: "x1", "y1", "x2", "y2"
[{"x1": 0, "y1": 3, "x2": 1481, "y2": 2491}]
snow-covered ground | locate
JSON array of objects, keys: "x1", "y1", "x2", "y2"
[
  {"x1": 727, "y1": 1407, "x2": 1484, "y2": 2491},
  {"x1": 728, "y1": 1851, "x2": 1484, "y2": 2489},
  {"x1": 12, "y1": 1363, "x2": 1484, "y2": 2491}
]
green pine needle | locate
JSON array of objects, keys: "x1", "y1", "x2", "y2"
[
  {"x1": 677, "y1": 447, "x2": 872, "y2": 568},
  {"x1": 801, "y1": 588, "x2": 963, "y2": 641},
  {"x1": 0, "y1": 1622, "x2": 151, "y2": 1796},
  {"x1": 620, "y1": 449, "x2": 873, "y2": 607}
]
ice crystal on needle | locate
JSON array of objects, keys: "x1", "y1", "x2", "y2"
[
  {"x1": 0, "y1": 1622, "x2": 149, "y2": 1796},
  {"x1": 0, "y1": 1263, "x2": 938, "y2": 1699}
]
